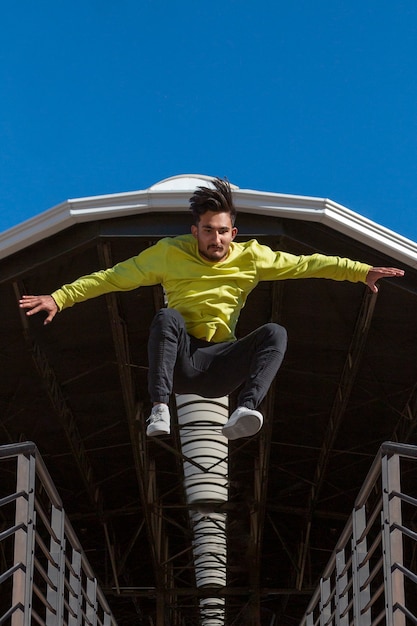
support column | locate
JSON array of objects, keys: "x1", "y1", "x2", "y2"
[{"x1": 175, "y1": 395, "x2": 229, "y2": 626}]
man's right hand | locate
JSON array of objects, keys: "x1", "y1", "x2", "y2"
[{"x1": 19, "y1": 295, "x2": 58, "y2": 325}]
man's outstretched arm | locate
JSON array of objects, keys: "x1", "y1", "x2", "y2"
[
  {"x1": 366, "y1": 267, "x2": 405, "y2": 293},
  {"x1": 19, "y1": 295, "x2": 59, "y2": 325}
]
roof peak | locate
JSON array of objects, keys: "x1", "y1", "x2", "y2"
[{"x1": 149, "y1": 174, "x2": 239, "y2": 191}]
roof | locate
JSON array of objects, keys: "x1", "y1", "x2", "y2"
[
  {"x1": 1, "y1": 174, "x2": 417, "y2": 625},
  {"x1": 2, "y1": 174, "x2": 417, "y2": 267}
]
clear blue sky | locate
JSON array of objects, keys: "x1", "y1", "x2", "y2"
[{"x1": 1, "y1": 1, "x2": 417, "y2": 241}]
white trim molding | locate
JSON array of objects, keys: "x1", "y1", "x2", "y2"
[{"x1": 1, "y1": 174, "x2": 416, "y2": 268}]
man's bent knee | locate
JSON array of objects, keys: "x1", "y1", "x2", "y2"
[
  {"x1": 262, "y1": 322, "x2": 287, "y2": 351},
  {"x1": 151, "y1": 308, "x2": 184, "y2": 330}
]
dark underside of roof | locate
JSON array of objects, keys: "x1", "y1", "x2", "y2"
[{"x1": 1, "y1": 210, "x2": 417, "y2": 625}]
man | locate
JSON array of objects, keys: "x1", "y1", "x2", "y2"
[{"x1": 19, "y1": 178, "x2": 404, "y2": 440}]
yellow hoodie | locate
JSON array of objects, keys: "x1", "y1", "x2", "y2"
[{"x1": 52, "y1": 234, "x2": 371, "y2": 342}]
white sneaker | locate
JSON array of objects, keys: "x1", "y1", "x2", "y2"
[
  {"x1": 146, "y1": 404, "x2": 171, "y2": 437},
  {"x1": 222, "y1": 407, "x2": 263, "y2": 440}
]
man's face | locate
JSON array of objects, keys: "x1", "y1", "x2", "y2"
[{"x1": 191, "y1": 211, "x2": 238, "y2": 262}]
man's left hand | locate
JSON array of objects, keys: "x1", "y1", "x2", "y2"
[{"x1": 366, "y1": 267, "x2": 405, "y2": 293}]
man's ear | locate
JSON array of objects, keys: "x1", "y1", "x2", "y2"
[
  {"x1": 191, "y1": 225, "x2": 198, "y2": 239},
  {"x1": 231, "y1": 227, "x2": 238, "y2": 240}
]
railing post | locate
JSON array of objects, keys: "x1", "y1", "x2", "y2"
[
  {"x1": 46, "y1": 504, "x2": 66, "y2": 625},
  {"x1": 68, "y1": 547, "x2": 83, "y2": 626},
  {"x1": 319, "y1": 577, "x2": 332, "y2": 626},
  {"x1": 381, "y1": 452, "x2": 405, "y2": 626},
  {"x1": 86, "y1": 576, "x2": 98, "y2": 626},
  {"x1": 352, "y1": 505, "x2": 371, "y2": 626},
  {"x1": 306, "y1": 612, "x2": 314, "y2": 626},
  {"x1": 335, "y1": 548, "x2": 349, "y2": 626},
  {"x1": 12, "y1": 451, "x2": 36, "y2": 626}
]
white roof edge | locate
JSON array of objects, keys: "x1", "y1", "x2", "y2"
[
  {"x1": 0, "y1": 175, "x2": 416, "y2": 268},
  {"x1": 235, "y1": 189, "x2": 417, "y2": 268}
]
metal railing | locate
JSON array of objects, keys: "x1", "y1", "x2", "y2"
[
  {"x1": 300, "y1": 442, "x2": 417, "y2": 626},
  {"x1": 4, "y1": 439, "x2": 417, "y2": 625},
  {"x1": 0, "y1": 442, "x2": 118, "y2": 626}
]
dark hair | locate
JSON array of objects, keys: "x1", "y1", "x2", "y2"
[{"x1": 189, "y1": 177, "x2": 236, "y2": 225}]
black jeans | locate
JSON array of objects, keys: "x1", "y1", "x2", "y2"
[{"x1": 147, "y1": 308, "x2": 287, "y2": 409}]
